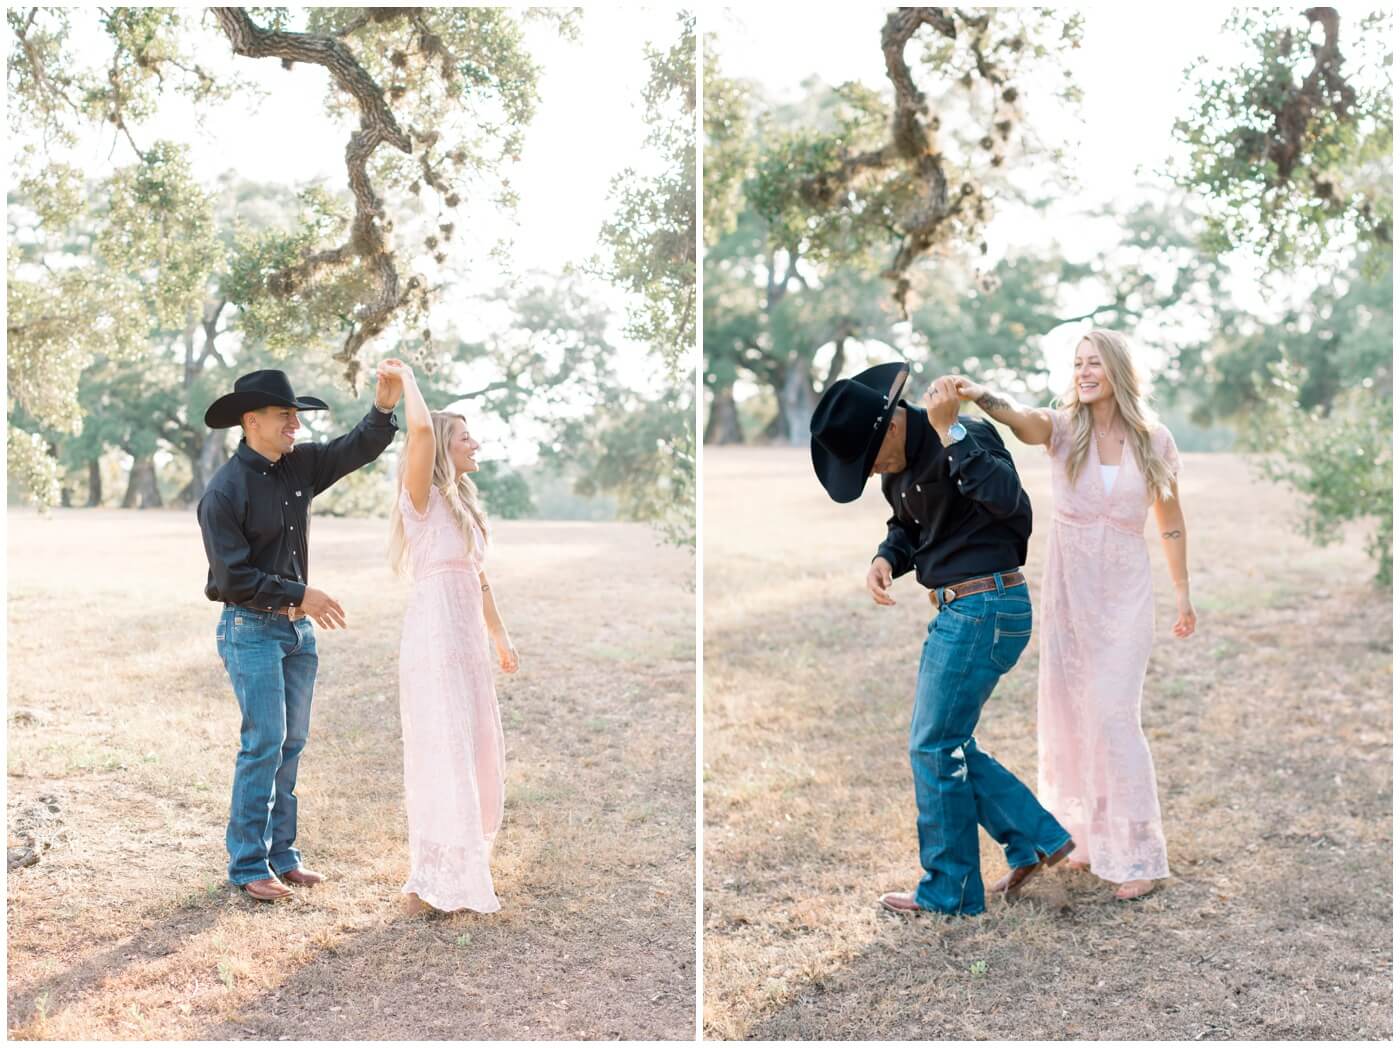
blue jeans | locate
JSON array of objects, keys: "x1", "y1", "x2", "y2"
[
  {"x1": 215, "y1": 606, "x2": 318, "y2": 885},
  {"x1": 910, "y1": 573, "x2": 1071, "y2": 915}
]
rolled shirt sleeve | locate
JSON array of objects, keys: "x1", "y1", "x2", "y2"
[
  {"x1": 876, "y1": 513, "x2": 918, "y2": 578},
  {"x1": 944, "y1": 423, "x2": 1025, "y2": 519}
]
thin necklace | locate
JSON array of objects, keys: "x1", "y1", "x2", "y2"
[{"x1": 1095, "y1": 418, "x2": 1125, "y2": 444}]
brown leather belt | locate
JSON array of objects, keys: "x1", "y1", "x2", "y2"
[
  {"x1": 930, "y1": 571, "x2": 1026, "y2": 608},
  {"x1": 227, "y1": 603, "x2": 306, "y2": 621}
]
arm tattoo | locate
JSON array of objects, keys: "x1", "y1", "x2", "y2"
[
  {"x1": 976, "y1": 392, "x2": 1011, "y2": 413},
  {"x1": 1162, "y1": 530, "x2": 1182, "y2": 540}
]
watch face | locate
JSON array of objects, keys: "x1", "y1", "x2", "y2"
[{"x1": 949, "y1": 421, "x2": 967, "y2": 441}]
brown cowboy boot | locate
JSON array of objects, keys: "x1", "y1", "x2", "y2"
[
  {"x1": 240, "y1": 877, "x2": 292, "y2": 902},
  {"x1": 989, "y1": 838, "x2": 1076, "y2": 898},
  {"x1": 279, "y1": 866, "x2": 325, "y2": 886}
]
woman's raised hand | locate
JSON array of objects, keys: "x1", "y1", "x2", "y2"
[{"x1": 953, "y1": 376, "x2": 987, "y2": 402}]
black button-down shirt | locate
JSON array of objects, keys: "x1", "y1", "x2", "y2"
[
  {"x1": 197, "y1": 406, "x2": 398, "y2": 609},
  {"x1": 875, "y1": 403, "x2": 1032, "y2": 590}
]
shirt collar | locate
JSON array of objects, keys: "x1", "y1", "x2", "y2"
[
  {"x1": 901, "y1": 401, "x2": 930, "y2": 465},
  {"x1": 235, "y1": 438, "x2": 281, "y2": 471}
]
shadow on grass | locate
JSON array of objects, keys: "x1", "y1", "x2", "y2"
[
  {"x1": 738, "y1": 816, "x2": 1391, "y2": 1042},
  {"x1": 192, "y1": 880, "x2": 696, "y2": 1041},
  {"x1": 6, "y1": 886, "x2": 244, "y2": 1034}
]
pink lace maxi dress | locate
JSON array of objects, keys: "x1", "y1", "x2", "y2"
[
  {"x1": 1037, "y1": 410, "x2": 1180, "y2": 883},
  {"x1": 398, "y1": 486, "x2": 505, "y2": 912}
]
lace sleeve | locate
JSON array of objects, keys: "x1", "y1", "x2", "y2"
[
  {"x1": 399, "y1": 484, "x2": 436, "y2": 524},
  {"x1": 1045, "y1": 408, "x2": 1070, "y2": 458},
  {"x1": 1157, "y1": 424, "x2": 1182, "y2": 479}
]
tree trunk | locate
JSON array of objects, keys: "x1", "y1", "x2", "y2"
[
  {"x1": 46, "y1": 440, "x2": 74, "y2": 507},
  {"x1": 817, "y1": 319, "x2": 851, "y2": 388},
  {"x1": 704, "y1": 384, "x2": 743, "y2": 444},
  {"x1": 177, "y1": 429, "x2": 229, "y2": 505},
  {"x1": 778, "y1": 358, "x2": 816, "y2": 445},
  {"x1": 86, "y1": 459, "x2": 102, "y2": 507},
  {"x1": 761, "y1": 362, "x2": 790, "y2": 443},
  {"x1": 825, "y1": 342, "x2": 847, "y2": 387},
  {"x1": 122, "y1": 455, "x2": 163, "y2": 509}
]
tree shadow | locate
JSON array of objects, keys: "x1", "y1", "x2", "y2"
[
  {"x1": 7, "y1": 885, "x2": 244, "y2": 1033},
  {"x1": 736, "y1": 816, "x2": 1391, "y2": 1041},
  {"x1": 194, "y1": 878, "x2": 695, "y2": 1040}
]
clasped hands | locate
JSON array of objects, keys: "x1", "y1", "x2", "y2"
[
  {"x1": 373, "y1": 357, "x2": 413, "y2": 412},
  {"x1": 919, "y1": 374, "x2": 987, "y2": 438}
]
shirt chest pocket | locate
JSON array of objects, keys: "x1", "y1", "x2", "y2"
[
  {"x1": 277, "y1": 487, "x2": 311, "y2": 518},
  {"x1": 899, "y1": 472, "x2": 953, "y2": 526}
]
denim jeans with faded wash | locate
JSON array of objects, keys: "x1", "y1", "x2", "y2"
[
  {"x1": 909, "y1": 572, "x2": 1071, "y2": 915},
  {"x1": 216, "y1": 605, "x2": 317, "y2": 886}
]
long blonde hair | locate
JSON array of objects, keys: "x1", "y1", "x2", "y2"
[
  {"x1": 1056, "y1": 330, "x2": 1175, "y2": 502},
  {"x1": 387, "y1": 411, "x2": 489, "y2": 575}
]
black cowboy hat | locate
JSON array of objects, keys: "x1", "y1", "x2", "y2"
[
  {"x1": 810, "y1": 359, "x2": 910, "y2": 503},
  {"x1": 203, "y1": 370, "x2": 330, "y2": 429}
]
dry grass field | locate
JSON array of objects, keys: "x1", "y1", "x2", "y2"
[
  {"x1": 703, "y1": 445, "x2": 1392, "y2": 1041},
  {"x1": 7, "y1": 510, "x2": 694, "y2": 1040}
]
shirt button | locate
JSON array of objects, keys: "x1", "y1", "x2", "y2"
[
  {"x1": 914, "y1": 518, "x2": 921, "y2": 524},
  {"x1": 915, "y1": 484, "x2": 921, "y2": 492}
]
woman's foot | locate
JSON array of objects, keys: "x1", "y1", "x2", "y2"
[
  {"x1": 403, "y1": 892, "x2": 433, "y2": 915},
  {"x1": 1114, "y1": 879, "x2": 1156, "y2": 901},
  {"x1": 1065, "y1": 860, "x2": 1090, "y2": 871}
]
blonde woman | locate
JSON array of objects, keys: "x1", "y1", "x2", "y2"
[
  {"x1": 955, "y1": 330, "x2": 1195, "y2": 902},
  {"x1": 381, "y1": 359, "x2": 519, "y2": 914}
]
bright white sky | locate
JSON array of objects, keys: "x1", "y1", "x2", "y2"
[
  {"x1": 20, "y1": 7, "x2": 686, "y2": 466},
  {"x1": 711, "y1": 6, "x2": 1323, "y2": 398}
]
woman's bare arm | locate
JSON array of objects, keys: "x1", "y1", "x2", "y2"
[
  {"x1": 1152, "y1": 479, "x2": 1196, "y2": 638},
  {"x1": 479, "y1": 569, "x2": 519, "y2": 673},
  {"x1": 382, "y1": 360, "x2": 434, "y2": 514},
  {"x1": 953, "y1": 379, "x2": 1054, "y2": 446}
]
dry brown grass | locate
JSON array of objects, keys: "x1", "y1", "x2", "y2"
[
  {"x1": 7, "y1": 509, "x2": 695, "y2": 1040},
  {"x1": 702, "y1": 446, "x2": 1392, "y2": 1041}
]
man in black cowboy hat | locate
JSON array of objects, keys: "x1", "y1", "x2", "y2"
[
  {"x1": 197, "y1": 365, "x2": 403, "y2": 902},
  {"x1": 810, "y1": 359, "x2": 1072, "y2": 916}
]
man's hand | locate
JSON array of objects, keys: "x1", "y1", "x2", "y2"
[
  {"x1": 921, "y1": 377, "x2": 962, "y2": 439},
  {"x1": 300, "y1": 587, "x2": 347, "y2": 629},
  {"x1": 866, "y1": 557, "x2": 896, "y2": 606},
  {"x1": 373, "y1": 358, "x2": 407, "y2": 411}
]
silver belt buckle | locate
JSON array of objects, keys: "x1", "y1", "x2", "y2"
[{"x1": 942, "y1": 586, "x2": 958, "y2": 606}]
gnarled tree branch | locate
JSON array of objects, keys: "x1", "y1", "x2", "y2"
[
  {"x1": 797, "y1": 7, "x2": 1017, "y2": 318},
  {"x1": 1268, "y1": 7, "x2": 1356, "y2": 182},
  {"x1": 211, "y1": 7, "x2": 415, "y2": 390}
]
